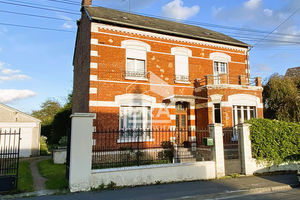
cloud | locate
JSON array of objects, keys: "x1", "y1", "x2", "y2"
[
  {"x1": 62, "y1": 23, "x2": 73, "y2": 29},
  {"x1": 0, "y1": 62, "x2": 31, "y2": 83},
  {"x1": 0, "y1": 89, "x2": 36, "y2": 103},
  {"x1": 244, "y1": 0, "x2": 261, "y2": 9},
  {"x1": 162, "y1": 0, "x2": 200, "y2": 20},
  {"x1": 263, "y1": 9, "x2": 273, "y2": 17},
  {"x1": 212, "y1": 0, "x2": 300, "y2": 46}
]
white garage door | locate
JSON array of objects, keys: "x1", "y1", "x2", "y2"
[{"x1": 19, "y1": 128, "x2": 33, "y2": 157}]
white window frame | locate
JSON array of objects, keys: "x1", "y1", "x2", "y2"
[
  {"x1": 213, "y1": 103, "x2": 222, "y2": 124},
  {"x1": 210, "y1": 52, "x2": 231, "y2": 85},
  {"x1": 171, "y1": 47, "x2": 192, "y2": 84},
  {"x1": 121, "y1": 40, "x2": 150, "y2": 81}
]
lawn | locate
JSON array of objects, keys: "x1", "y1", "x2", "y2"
[
  {"x1": 38, "y1": 159, "x2": 68, "y2": 190},
  {"x1": 18, "y1": 161, "x2": 34, "y2": 192}
]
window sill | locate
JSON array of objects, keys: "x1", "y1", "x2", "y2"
[
  {"x1": 125, "y1": 76, "x2": 148, "y2": 81},
  {"x1": 117, "y1": 138, "x2": 154, "y2": 143},
  {"x1": 174, "y1": 80, "x2": 191, "y2": 84}
]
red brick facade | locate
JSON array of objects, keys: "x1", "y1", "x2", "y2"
[{"x1": 73, "y1": 11, "x2": 263, "y2": 133}]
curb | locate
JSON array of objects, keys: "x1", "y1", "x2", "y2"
[
  {"x1": 168, "y1": 183, "x2": 300, "y2": 200},
  {"x1": 0, "y1": 189, "x2": 68, "y2": 200}
]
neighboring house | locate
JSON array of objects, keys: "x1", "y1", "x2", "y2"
[
  {"x1": 0, "y1": 103, "x2": 41, "y2": 157},
  {"x1": 73, "y1": 1, "x2": 263, "y2": 143}
]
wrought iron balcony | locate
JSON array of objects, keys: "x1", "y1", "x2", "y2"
[
  {"x1": 124, "y1": 70, "x2": 148, "y2": 79},
  {"x1": 175, "y1": 75, "x2": 190, "y2": 83}
]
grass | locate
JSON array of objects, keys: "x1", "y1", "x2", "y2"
[
  {"x1": 18, "y1": 161, "x2": 34, "y2": 192},
  {"x1": 38, "y1": 159, "x2": 68, "y2": 190}
]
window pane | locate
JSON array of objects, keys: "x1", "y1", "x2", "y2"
[
  {"x1": 214, "y1": 103, "x2": 221, "y2": 123},
  {"x1": 147, "y1": 107, "x2": 151, "y2": 129},
  {"x1": 237, "y1": 106, "x2": 242, "y2": 124},
  {"x1": 243, "y1": 107, "x2": 248, "y2": 122},
  {"x1": 136, "y1": 60, "x2": 145, "y2": 72},
  {"x1": 181, "y1": 115, "x2": 186, "y2": 129},
  {"x1": 135, "y1": 107, "x2": 142, "y2": 129},
  {"x1": 127, "y1": 58, "x2": 135, "y2": 72},
  {"x1": 176, "y1": 115, "x2": 180, "y2": 128},
  {"x1": 250, "y1": 106, "x2": 256, "y2": 119}
]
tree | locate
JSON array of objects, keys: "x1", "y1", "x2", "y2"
[
  {"x1": 263, "y1": 74, "x2": 300, "y2": 122},
  {"x1": 31, "y1": 100, "x2": 62, "y2": 125},
  {"x1": 48, "y1": 94, "x2": 72, "y2": 145}
]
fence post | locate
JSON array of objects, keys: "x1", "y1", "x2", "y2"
[
  {"x1": 209, "y1": 124, "x2": 225, "y2": 178},
  {"x1": 69, "y1": 113, "x2": 96, "y2": 192},
  {"x1": 238, "y1": 123, "x2": 253, "y2": 175}
]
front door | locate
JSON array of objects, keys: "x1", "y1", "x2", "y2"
[{"x1": 175, "y1": 102, "x2": 189, "y2": 145}]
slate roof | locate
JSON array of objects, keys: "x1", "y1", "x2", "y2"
[{"x1": 84, "y1": 6, "x2": 249, "y2": 48}]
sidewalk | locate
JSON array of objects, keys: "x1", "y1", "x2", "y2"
[{"x1": 2, "y1": 173, "x2": 299, "y2": 200}]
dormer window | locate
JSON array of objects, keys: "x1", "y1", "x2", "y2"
[
  {"x1": 171, "y1": 47, "x2": 192, "y2": 84},
  {"x1": 121, "y1": 40, "x2": 150, "y2": 80}
]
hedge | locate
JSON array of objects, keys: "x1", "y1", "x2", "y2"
[{"x1": 248, "y1": 118, "x2": 300, "y2": 165}]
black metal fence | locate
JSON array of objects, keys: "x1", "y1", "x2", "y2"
[
  {"x1": 0, "y1": 128, "x2": 20, "y2": 192},
  {"x1": 92, "y1": 128, "x2": 211, "y2": 169}
]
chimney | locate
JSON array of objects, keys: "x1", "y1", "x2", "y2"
[{"x1": 81, "y1": 0, "x2": 92, "y2": 6}]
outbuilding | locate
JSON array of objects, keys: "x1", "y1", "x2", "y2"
[{"x1": 0, "y1": 103, "x2": 41, "y2": 157}]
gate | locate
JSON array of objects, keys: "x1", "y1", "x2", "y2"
[
  {"x1": 0, "y1": 128, "x2": 20, "y2": 192},
  {"x1": 223, "y1": 127, "x2": 241, "y2": 175}
]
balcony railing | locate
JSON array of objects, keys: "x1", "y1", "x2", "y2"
[
  {"x1": 175, "y1": 75, "x2": 190, "y2": 83},
  {"x1": 124, "y1": 70, "x2": 148, "y2": 79},
  {"x1": 194, "y1": 74, "x2": 262, "y2": 87}
]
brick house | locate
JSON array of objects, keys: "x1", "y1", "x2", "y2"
[{"x1": 73, "y1": 0, "x2": 263, "y2": 143}]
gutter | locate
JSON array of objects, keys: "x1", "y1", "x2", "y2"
[{"x1": 89, "y1": 16, "x2": 249, "y2": 49}]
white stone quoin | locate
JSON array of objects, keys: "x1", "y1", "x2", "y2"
[
  {"x1": 209, "y1": 124, "x2": 225, "y2": 178},
  {"x1": 69, "y1": 113, "x2": 96, "y2": 192}
]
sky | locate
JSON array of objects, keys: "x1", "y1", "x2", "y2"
[{"x1": 0, "y1": 0, "x2": 299, "y2": 113}]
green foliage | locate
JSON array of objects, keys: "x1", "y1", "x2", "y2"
[
  {"x1": 158, "y1": 141, "x2": 174, "y2": 162},
  {"x1": 40, "y1": 136, "x2": 50, "y2": 155},
  {"x1": 31, "y1": 100, "x2": 62, "y2": 125},
  {"x1": 58, "y1": 136, "x2": 68, "y2": 146},
  {"x1": 248, "y1": 118, "x2": 300, "y2": 165},
  {"x1": 263, "y1": 74, "x2": 300, "y2": 122},
  {"x1": 18, "y1": 161, "x2": 34, "y2": 192},
  {"x1": 38, "y1": 159, "x2": 68, "y2": 190},
  {"x1": 106, "y1": 181, "x2": 117, "y2": 189}
]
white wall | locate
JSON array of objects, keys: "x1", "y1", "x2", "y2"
[{"x1": 91, "y1": 161, "x2": 215, "y2": 188}]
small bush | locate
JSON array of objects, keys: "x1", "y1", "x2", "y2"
[
  {"x1": 248, "y1": 118, "x2": 300, "y2": 165},
  {"x1": 158, "y1": 141, "x2": 174, "y2": 162},
  {"x1": 107, "y1": 181, "x2": 117, "y2": 189},
  {"x1": 40, "y1": 136, "x2": 50, "y2": 156}
]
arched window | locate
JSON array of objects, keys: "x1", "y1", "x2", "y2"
[
  {"x1": 171, "y1": 47, "x2": 192, "y2": 83},
  {"x1": 121, "y1": 40, "x2": 150, "y2": 80}
]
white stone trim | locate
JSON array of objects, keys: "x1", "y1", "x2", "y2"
[
  {"x1": 189, "y1": 115, "x2": 195, "y2": 120},
  {"x1": 115, "y1": 94, "x2": 156, "y2": 106},
  {"x1": 91, "y1": 38, "x2": 98, "y2": 45},
  {"x1": 121, "y1": 40, "x2": 150, "y2": 51},
  {"x1": 210, "y1": 94, "x2": 223, "y2": 102},
  {"x1": 91, "y1": 23, "x2": 247, "y2": 53},
  {"x1": 90, "y1": 75, "x2": 97, "y2": 81},
  {"x1": 90, "y1": 62, "x2": 98, "y2": 69},
  {"x1": 0, "y1": 122, "x2": 37, "y2": 128},
  {"x1": 171, "y1": 47, "x2": 192, "y2": 57},
  {"x1": 91, "y1": 79, "x2": 193, "y2": 88},
  {"x1": 228, "y1": 94, "x2": 261, "y2": 107},
  {"x1": 89, "y1": 88, "x2": 97, "y2": 94},
  {"x1": 91, "y1": 50, "x2": 98, "y2": 56},
  {"x1": 91, "y1": 42, "x2": 247, "y2": 65},
  {"x1": 170, "y1": 115, "x2": 176, "y2": 120},
  {"x1": 89, "y1": 100, "x2": 175, "y2": 108},
  {"x1": 195, "y1": 84, "x2": 263, "y2": 92},
  {"x1": 209, "y1": 52, "x2": 231, "y2": 62}
]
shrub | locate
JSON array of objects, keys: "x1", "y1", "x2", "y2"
[
  {"x1": 158, "y1": 141, "x2": 174, "y2": 162},
  {"x1": 248, "y1": 118, "x2": 300, "y2": 165}
]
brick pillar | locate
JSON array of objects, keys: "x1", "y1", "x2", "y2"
[
  {"x1": 238, "y1": 123, "x2": 253, "y2": 175},
  {"x1": 209, "y1": 124, "x2": 225, "y2": 178},
  {"x1": 239, "y1": 75, "x2": 247, "y2": 85},
  {"x1": 69, "y1": 113, "x2": 96, "y2": 192},
  {"x1": 255, "y1": 77, "x2": 262, "y2": 87},
  {"x1": 219, "y1": 74, "x2": 228, "y2": 84},
  {"x1": 205, "y1": 75, "x2": 214, "y2": 85}
]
